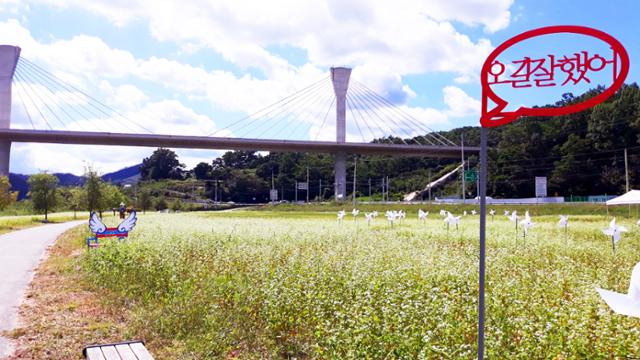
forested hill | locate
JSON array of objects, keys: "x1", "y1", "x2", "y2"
[{"x1": 455, "y1": 83, "x2": 640, "y2": 198}]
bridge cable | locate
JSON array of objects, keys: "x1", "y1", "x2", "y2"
[
  {"x1": 209, "y1": 75, "x2": 330, "y2": 136},
  {"x1": 226, "y1": 77, "x2": 330, "y2": 138},
  {"x1": 12, "y1": 75, "x2": 53, "y2": 130},
  {"x1": 19, "y1": 58, "x2": 154, "y2": 134},
  {"x1": 16, "y1": 59, "x2": 110, "y2": 132},
  {"x1": 346, "y1": 86, "x2": 410, "y2": 146},
  {"x1": 13, "y1": 71, "x2": 68, "y2": 130},
  {"x1": 280, "y1": 87, "x2": 336, "y2": 141},
  {"x1": 313, "y1": 97, "x2": 335, "y2": 142},
  {"x1": 235, "y1": 78, "x2": 332, "y2": 139},
  {"x1": 18, "y1": 59, "x2": 131, "y2": 133},
  {"x1": 351, "y1": 80, "x2": 457, "y2": 147},
  {"x1": 348, "y1": 84, "x2": 428, "y2": 146},
  {"x1": 15, "y1": 62, "x2": 90, "y2": 131},
  {"x1": 12, "y1": 77, "x2": 37, "y2": 130}
]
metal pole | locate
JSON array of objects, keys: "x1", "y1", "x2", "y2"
[
  {"x1": 461, "y1": 133, "x2": 466, "y2": 204},
  {"x1": 295, "y1": 181, "x2": 298, "y2": 202},
  {"x1": 319, "y1": 179, "x2": 322, "y2": 202},
  {"x1": 214, "y1": 179, "x2": 218, "y2": 203},
  {"x1": 368, "y1": 178, "x2": 371, "y2": 199},
  {"x1": 381, "y1": 176, "x2": 385, "y2": 202},
  {"x1": 307, "y1": 166, "x2": 310, "y2": 203},
  {"x1": 625, "y1": 148, "x2": 629, "y2": 192},
  {"x1": 477, "y1": 127, "x2": 488, "y2": 360},
  {"x1": 353, "y1": 156, "x2": 357, "y2": 206}
]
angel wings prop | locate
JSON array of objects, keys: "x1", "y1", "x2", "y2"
[{"x1": 89, "y1": 211, "x2": 137, "y2": 239}]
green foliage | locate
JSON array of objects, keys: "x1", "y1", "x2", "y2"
[
  {"x1": 140, "y1": 148, "x2": 185, "y2": 180},
  {"x1": 137, "y1": 189, "x2": 152, "y2": 213},
  {"x1": 0, "y1": 176, "x2": 17, "y2": 210},
  {"x1": 27, "y1": 172, "x2": 59, "y2": 220},
  {"x1": 84, "y1": 166, "x2": 104, "y2": 212},
  {"x1": 154, "y1": 196, "x2": 168, "y2": 211},
  {"x1": 83, "y1": 210, "x2": 640, "y2": 358}
]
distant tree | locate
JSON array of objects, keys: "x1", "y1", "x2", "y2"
[
  {"x1": 222, "y1": 151, "x2": 259, "y2": 168},
  {"x1": 84, "y1": 167, "x2": 105, "y2": 216},
  {"x1": 140, "y1": 148, "x2": 185, "y2": 180},
  {"x1": 103, "y1": 184, "x2": 128, "y2": 211},
  {"x1": 193, "y1": 162, "x2": 213, "y2": 180},
  {"x1": 137, "y1": 189, "x2": 152, "y2": 214},
  {"x1": 28, "y1": 173, "x2": 59, "y2": 221},
  {"x1": 154, "y1": 196, "x2": 168, "y2": 211},
  {"x1": 63, "y1": 187, "x2": 86, "y2": 219},
  {"x1": 0, "y1": 176, "x2": 17, "y2": 210}
]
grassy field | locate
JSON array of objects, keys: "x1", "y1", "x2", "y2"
[
  {"x1": 81, "y1": 206, "x2": 640, "y2": 358},
  {"x1": 0, "y1": 211, "x2": 93, "y2": 234}
]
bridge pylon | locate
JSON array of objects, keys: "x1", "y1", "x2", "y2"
[
  {"x1": 0, "y1": 46, "x2": 20, "y2": 176},
  {"x1": 331, "y1": 67, "x2": 351, "y2": 202}
]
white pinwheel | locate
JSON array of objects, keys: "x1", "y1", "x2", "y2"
[
  {"x1": 559, "y1": 215, "x2": 569, "y2": 228},
  {"x1": 352, "y1": 208, "x2": 360, "y2": 218},
  {"x1": 596, "y1": 261, "x2": 640, "y2": 317},
  {"x1": 337, "y1": 210, "x2": 346, "y2": 223},
  {"x1": 364, "y1": 212, "x2": 374, "y2": 225},
  {"x1": 386, "y1": 210, "x2": 398, "y2": 227},
  {"x1": 444, "y1": 211, "x2": 461, "y2": 230},
  {"x1": 471, "y1": 210, "x2": 477, "y2": 215},
  {"x1": 489, "y1": 209, "x2": 496, "y2": 221},
  {"x1": 519, "y1": 211, "x2": 534, "y2": 237},
  {"x1": 504, "y1": 210, "x2": 510, "y2": 216},
  {"x1": 418, "y1": 209, "x2": 428, "y2": 222},
  {"x1": 372, "y1": 211, "x2": 379, "y2": 218},
  {"x1": 603, "y1": 217, "x2": 628, "y2": 252},
  {"x1": 440, "y1": 209, "x2": 447, "y2": 217}
]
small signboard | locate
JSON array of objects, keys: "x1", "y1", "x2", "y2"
[
  {"x1": 269, "y1": 189, "x2": 278, "y2": 201},
  {"x1": 297, "y1": 182, "x2": 308, "y2": 190},
  {"x1": 535, "y1": 176, "x2": 547, "y2": 197},
  {"x1": 464, "y1": 170, "x2": 478, "y2": 182}
]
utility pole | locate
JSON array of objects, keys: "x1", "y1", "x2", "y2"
[
  {"x1": 306, "y1": 166, "x2": 310, "y2": 203},
  {"x1": 625, "y1": 148, "x2": 630, "y2": 192},
  {"x1": 271, "y1": 170, "x2": 275, "y2": 203},
  {"x1": 461, "y1": 133, "x2": 466, "y2": 204},
  {"x1": 381, "y1": 176, "x2": 385, "y2": 202},
  {"x1": 368, "y1": 178, "x2": 371, "y2": 200},
  {"x1": 387, "y1": 176, "x2": 391, "y2": 202},
  {"x1": 319, "y1": 179, "x2": 322, "y2": 202},
  {"x1": 428, "y1": 169, "x2": 432, "y2": 203},
  {"x1": 352, "y1": 156, "x2": 357, "y2": 206},
  {"x1": 295, "y1": 181, "x2": 298, "y2": 202},
  {"x1": 214, "y1": 179, "x2": 218, "y2": 203}
]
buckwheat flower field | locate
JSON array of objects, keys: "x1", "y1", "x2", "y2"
[{"x1": 83, "y1": 209, "x2": 640, "y2": 358}]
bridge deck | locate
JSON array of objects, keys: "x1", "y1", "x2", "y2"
[{"x1": 0, "y1": 129, "x2": 479, "y2": 157}]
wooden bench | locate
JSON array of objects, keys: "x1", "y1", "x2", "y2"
[{"x1": 82, "y1": 340, "x2": 154, "y2": 360}]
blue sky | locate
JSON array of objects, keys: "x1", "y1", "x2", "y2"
[{"x1": 0, "y1": 0, "x2": 637, "y2": 174}]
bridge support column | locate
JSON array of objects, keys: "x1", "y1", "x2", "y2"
[
  {"x1": 331, "y1": 67, "x2": 351, "y2": 202},
  {"x1": 0, "y1": 46, "x2": 20, "y2": 176}
]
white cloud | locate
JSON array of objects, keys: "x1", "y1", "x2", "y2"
[
  {"x1": 23, "y1": 0, "x2": 511, "y2": 80},
  {"x1": 443, "y1": 86, "x2": 481, "y2": 117}
]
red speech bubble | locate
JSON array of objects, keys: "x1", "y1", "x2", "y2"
[{"x1": 480, "y1": 25, "x2": 629, "y2": 128}]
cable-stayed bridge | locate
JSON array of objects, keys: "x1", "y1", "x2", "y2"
[{"x1": 0, "y1": 45, "x2": 478, "y2": 200}]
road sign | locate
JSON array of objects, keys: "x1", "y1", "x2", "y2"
[
  {"x1": 464, "y1": 170, "x2": 477, "y2": 182},
  {"x1": 297, "y1": 182, "x2": 308, "y2": 190},
  {"x1": 269, "y1": 189, "x2": 278, "y2": 201},
  {"x1": 535, "y1": 177, "x2": 547, "y2": 197}
]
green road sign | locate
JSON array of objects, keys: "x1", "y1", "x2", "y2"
[{"x1": 464, "y1": 170, "x2": 478, "y2": 182}]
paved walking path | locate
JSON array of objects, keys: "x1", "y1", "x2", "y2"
[{"x1": 0, "y1": 220, "x2": 85, "y2": 357}]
